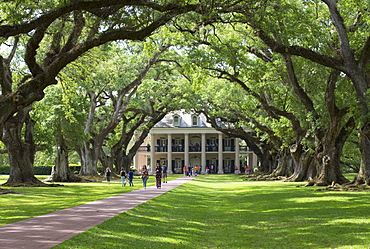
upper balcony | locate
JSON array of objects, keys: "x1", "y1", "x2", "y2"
[{"x1": 138, "y1": 145, "x2": 251, "y2": 153}]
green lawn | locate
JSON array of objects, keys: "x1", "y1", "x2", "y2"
[
  {"x1": 55, "y1": 174, "x2": 370, "y2": 249},
  {"x1": 0, "y1": 174, "x2": 181, "y2": 225},
  {"x1": 2, "y1": 174, "x2": 370, "y2": 248}
]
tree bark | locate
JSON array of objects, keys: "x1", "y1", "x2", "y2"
[
  {"x1": 270, "y1": 147, "x2": 292, "y2": 177},
  {"x1": 286, "y1": 143, "x2": 316, "y2": 182},
  {"x1": 323, "y1": 1, "x2": 370, "y2": 186},
  {"x1": 79, "y1": 143, "x2": 99, "y2": 176},
  {"x1": 314, "y1": 71, "x2": 354, "y2": 185},
  {"x1": 316, "y1": 132, "x2": 352, "y2": 186},
  {"x1": 257, "y1": 145, "x2": 273, "y2": 173},
  {"x1": 99, "y1": 148, "x2": 114, "y2": 173},
  {"x1": 45, "y1": 139, "x2": 80, "y2": 182},
  {"x1": 2, "y1": 107, "x2": 44, "y2": 186},
  {"x1": 113, "y1": 150, "x2": 127, "y2": 172},
  {"x1": 355, "y1": 124, "x2": 370, "y2": 184}
]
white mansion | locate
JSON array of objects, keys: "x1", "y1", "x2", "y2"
[{"x1": 134, "y1": 110, "x2": 257, "y2": 174}]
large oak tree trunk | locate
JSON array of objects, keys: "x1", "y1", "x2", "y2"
[
  {"x1": 45, "y1": 139, "x2": 80, "y2": 182},
  {"x1": 315, "y1": 118, "x2": 355, "y2": 186},
  {"x1": 259, "y1": 151, "x2": 273, "y2": 173},
  {"x1": 354, "y1": 124, "x2": 370, "y2": 185},
  {"x1": 255, "y1": 144, "x2": 274, "y2": 173},
  {"x1": 114, "y1": 150, "x2": 132, "y2": 173},
  {"x1": 270, "y1": 147, "x2": 292, "y2": 177},
  {"x1": 79, "y1": 142, "x2": 99, "y2": 176},
  {"x1": 2, "y1": 108, "x2": 44, "y2": 187},
  {"x1": 314, "y1": 71, "x2": 354, "y2": 185},
  {"x1": 99, "y1": 148, "x2": 115, "y2": 172},
  {"x1": 286, "y1": 143, "x2": 316, "y2": 182},
  {"x1": 322, "y1": 1, "x2": 370, "y2": 185}
]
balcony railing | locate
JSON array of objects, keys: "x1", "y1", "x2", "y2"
[{"x1": 138, "y1": 145, "x2": 251, "y2": 153}]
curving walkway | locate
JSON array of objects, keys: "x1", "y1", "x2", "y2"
[{"x1": 0, "y1": 177, "x2": 192, "y2": 249}]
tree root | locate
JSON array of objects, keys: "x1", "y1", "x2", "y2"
[
  {"x1": 2, "y1": 182, "x2": 63, "y2": 187},
  {"x1": 2, "y1": 176, "x2": 63, "y2": 187},
  {"x1": 315, "y1": 183, "x2": 370, "y2": 192},
  {"x1": 0, "y1": 188, "x2": 19, "y2": 195},
  {"x1": 241, "y1": 174, "x2": 287, "y2": 181},
  {"x1": 43, "y1": 173, "x2": 82, "y2": 183}
]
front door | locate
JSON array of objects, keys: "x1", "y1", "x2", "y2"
[
  {"x1": 173, "y1": 159, "x2": 183, "y2": 173},
  {"x1": 224, "y1": 159, "x2": 232, "y2": 173},
  {"x1": 190, "y1": 156, "x2": 201, "y2": 168}
]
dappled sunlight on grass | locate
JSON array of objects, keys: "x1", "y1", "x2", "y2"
[
  {"x1": 54, "y1": 175, "x2": 370, "y2": 248},
  {"x1": 3, "y1": 174, "x2": 370, "y2": 248},
  {"x1": 0, "y1": 175, "x2": 182, "y2": 225},
  {"x1": 329, "y1": 218, "x2": 370, "y2": 225}
]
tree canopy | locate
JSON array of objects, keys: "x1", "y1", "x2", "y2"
[{"x1": 0, "y1": 0, "x2": 369, "y2": 187}]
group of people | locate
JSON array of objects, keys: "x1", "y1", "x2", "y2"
[
  {"x1": 105, "y1": 167, "x2": 135, "y2": 186},
  {"x1": 105, "y1": 164, "x2": 168, "y2": 189},
  {"x1": 154, "y1": 163, "x2": 168, "y2": 189},
  {"x1": 140, "y1": 163, "x2": 168, "y2": 189},
  {"x1": 183, "y1": 165, "x2": 200, "y2": 177},
  {"x1": 118, "y1": 168, "x2": 134, "y2": 186}
]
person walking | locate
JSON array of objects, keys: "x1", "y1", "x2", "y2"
[
  {"x1": 105, "y1": 167, "x2": 111, "y2": 184},
  {"x1": 162, "y1": 164, "x2": 168, "y2": 183},
  {"x1": 155, "y1": 166, "x2": 162, "y2": 189},
  {"x1": 120, "y1": 168, "x2": 126, "y2": 186},
  {"x1": 141, "y1": 165, "x2": 149, "y2": 189},
  {"x1": 183, "y1": 166, "x2": 187, "y2": 176},
  {"x1": 188, "y1": 166, "x2": 192, "y2": 177},
  {"x1": 194, "y1": 165, "x2": 199, "y2": 176},
  {"x1": 128, "y1": 169, "x2": 134, "y2": 186}
]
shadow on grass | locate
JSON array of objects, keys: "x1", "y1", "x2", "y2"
[
  {"x1": 54, "y1": 175, "x2": 370, "y2": 249},
  {"x1": 1, "y1": 175, "x2": 184, "y2": 226}
]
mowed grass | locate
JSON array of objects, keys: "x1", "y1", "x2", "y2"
[
  {"x1": 0, "y1": 174, "x2": 181, "y2": 225},
  {"x1": 2, "y1": 174, "x2": 370, "y2": 248},
  {"x1": 52, "y1": 174, "x2": 370, "y2": 249}
]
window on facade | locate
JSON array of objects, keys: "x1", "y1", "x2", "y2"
[
  {"x1": 173, "y1": 115, "x2": 180, "y2": 126},
  {"x1": 224, "y1": 139, "x2": 232, "y2": 147},
  {"x1": 192, "y1": 115, "x2": 198, "y2": 126}
]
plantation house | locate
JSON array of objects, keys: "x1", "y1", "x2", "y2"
[{"x1": 134, "y1": 110, "x2": 257, "y2": 174}]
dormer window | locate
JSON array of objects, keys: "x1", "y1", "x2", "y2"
[
  {"x1": 173, "y1": 115, "x2": 180, "y2": 126},
  {"x1": 192, "y1": 115, "x2": 198, "y2": 126}
]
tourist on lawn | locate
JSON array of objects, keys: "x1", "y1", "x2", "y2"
[
  {"x1": 120, "y1": 168, "x2": 126, "y2": 186},
  {"x1": 128, "y1": 169, "x2": 134, "y2": 186},
  {"x1": 162, "y1": 164, "x2": 168, "y2": 183},
  {"x1": 187, "y1": 166, "x2": 192, "y2": 177},
  {"x1": 194, "y1": 165, "x2": 199, "y2": 176},
  {"x1": 183, "y1": 166, "x2": 187, "y2": 176},
  {"x1": 105, "y1": 167, "x2": 111, "y2": 184},
  {"x1": 155, "y1": 166, "x2": 162, "y2": 189},
  {"x1": 141, "y1": 165, "x2": 149, "y2": 189}
]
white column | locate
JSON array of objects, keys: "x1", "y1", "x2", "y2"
[
  {"x1": 134, "y1": 154, "x2": 138, "y2": 170},
  {"x1": 201, "y1": 133, "x2": 206, "y2": 174},
  {"x1": 248, "y1": 152, "x2": 253, "y2": 172},
  {"x1": 184, "y1": 133, "x2": 189, "y2": 168},
  {"x1": 167, "y1": 134, "x2": 172, "y2": 174},
  {"x1": 133, "y1": 134, "x2": 139, "y2": 170},
  {"x1": 218, "y1": 133, "x2": 224, "y2": 174},
  {"x1": 234, "y1": 138, "x2": 240, "y2": 174},
  {"x1": 252, "y1": 152, "x2": 258, "y2": 170},
  {"x1": 150, "y1": 133, "x2": 155, "y2": 174}
]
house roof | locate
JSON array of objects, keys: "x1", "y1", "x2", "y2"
[{"x1": 154, "y1": 110, "x2": 212, "y2": 128}]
